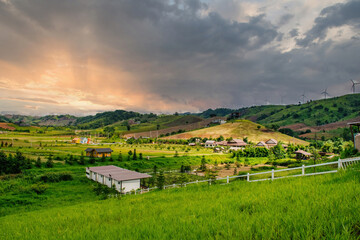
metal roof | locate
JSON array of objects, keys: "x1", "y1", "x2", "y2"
[
  {"x1": 294, "y1": 150, "x2": 312, "y2": 156},
  {"x1": 85, "y1": 148, "x2": 113, "y2": 153},
  {"x1": 88, "y1": 165, "x2": 151, "y2": 181}
]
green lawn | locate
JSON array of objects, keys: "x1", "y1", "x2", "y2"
[{"x1": 1, "y1": 165, "x2": 360, "y2": 239}]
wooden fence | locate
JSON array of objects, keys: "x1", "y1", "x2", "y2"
[{"x1": 120, "y1": 156, "x2": 360, "y2": 195}]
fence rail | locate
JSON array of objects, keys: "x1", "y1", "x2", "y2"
[{"x1": 121, "y1": 156, "x2": 360, "y2": 196}]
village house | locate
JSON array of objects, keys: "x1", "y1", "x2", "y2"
[
  {"x1": 294, "y1": 150, "x2": 312, "y2": 160},
  {"x1": 227, "y1": 139, "x2": 247, "y2": 147},
  {"x1": 265, "y1": 139, "x2": 278, "y2": 147},
  {"x1": 211, "y1": 119, "x2": 227, "y2": 125},
  {"x1": 256, "y1": 141, "x2": 267, "y2": 147},
  {"x1": 215, "y1": 140, "x2": 228, "y2": 146},
  {"x1": 86, "y1": 165, "x2": 151, "y2": 193},
  {"x1": 85, "y1": 148, "x2": 113, "y2": 158},
  {"x1": 204, "y1": 140, "x2": 216, "y2": 148}
]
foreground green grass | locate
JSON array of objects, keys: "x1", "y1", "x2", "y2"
[{"x1": 1, "y1": 166, "x2": 360, "y2": 239}]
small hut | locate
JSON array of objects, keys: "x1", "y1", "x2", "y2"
[{"x1": 294, "y1": 150, "x2": 312, "y2": 160}]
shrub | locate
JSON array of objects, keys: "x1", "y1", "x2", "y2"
[
  {"x1": 39, "y1": 172, "x2": 73, "y2": 182},
  {"x1": 31, "y1": 183, "x2": 48, "y2": 194}
]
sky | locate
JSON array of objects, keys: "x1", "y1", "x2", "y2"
[{"x1": 0, "y1": 0, "x2": 360, "y2": 116}]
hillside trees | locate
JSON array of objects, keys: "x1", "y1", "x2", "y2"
[{"x1": 0, "y1": 151, "x2": 29, "y2": 174}]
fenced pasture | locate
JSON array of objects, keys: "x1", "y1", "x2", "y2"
[{"x1": 1, "y1": 164, "x2": 360, "y2": 240}]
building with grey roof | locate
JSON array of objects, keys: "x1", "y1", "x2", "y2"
[{"x1": 86, "y1": 165, "x2": 151, "y2": 193}]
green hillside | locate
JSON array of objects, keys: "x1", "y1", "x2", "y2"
[
  {"x1": 1, "y1": 168, "x2": 360, "y2": 239},
  {"x1": 165, "y1": 120, "x2": 308, "y2": 145},
  {"x1": 1, "y1": 94, "x2": 359, "y2": 131},
  {"x1": 234, "y1": 94, "x2": 360, "y2": 127},
  {"x1": 108, "y1": 115, "x2": 204, "y2": 134}
]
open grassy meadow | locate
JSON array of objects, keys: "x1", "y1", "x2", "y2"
[{"x1": 1, "y1": 165, "x2": 360, "y2": 239}]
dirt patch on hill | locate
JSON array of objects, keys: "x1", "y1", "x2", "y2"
[
  {"x1": 0, "y1": 122, "x2": 15, "y2": 130},
  {"x1": 281, "y1": 116, "x2": 360, "y2": 133}
]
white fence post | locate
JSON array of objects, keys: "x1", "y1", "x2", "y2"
[
  {"x1": 227, "y1": 176, "x2": 229, "y2": 184},
  {"x1": 196, "y1": 180, "x2": 198, "y2": 184},
  {"x1": 338, "y1": 158, "x2": 342, "y2": 169},
  {"x1": 247, "y1": 173, "x2": 250, "y2": 182},
  {"x1": 302, "y1": 165, "x2": 305, "y2": 176},
  {"x1": 173, "y1": 184, "x2": 175, "y2": 188},
  {"x1": 271, "y1": 169, "x2": 274, "y2": 180}
]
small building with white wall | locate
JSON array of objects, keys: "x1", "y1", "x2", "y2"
[
  {"x1": 86, "y1": 165, "x2": 151, "y2": 193},
  {"x1": 205, "y1": 140, "x2": 216, "y2": 148}
]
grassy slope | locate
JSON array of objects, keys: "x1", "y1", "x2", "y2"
[
  {"x1": 111, "y1": 115, "x2": 204, "y2": 134},
  {"x1": 164, "y1": 120, "x2": 308, "y2": 145},
  {"x1": 240, "y1": 94, "x2": 360, "y2": 127},
  {"x1": 1, "y1": 168, "x2": 360, "y2": 239}
]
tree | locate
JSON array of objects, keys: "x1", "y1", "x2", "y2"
[
  {"x1": 216, "y1": 135, "x2": 224, "y2": 141},
  {"x1": 179, "y1": 173, "x2": 188, "y2": 187},
  {"x1": 79, "y1": 152, "x2": 85, "y2": 165},
  {"x1": 311, "y1": 148, "x2": 320, "y2": 172},
  {"x1": 233, "y1": 167, "x2": 237, "y2": 175},
  {"x1": 139, "y1": 153, "x2": 143, "y2": 160},
  {"x1": 271, "y1": 144, "x2": 286, "y2": 159},
  {"x1": 174, "y1": 150, "x2": 179, "y2": 157},
  {"x1": 35, "y1": 157, "x2": 42, "y2": 168},
  {"x1": 157, "y1": 171, "x2": 165, "y2": 190},
  {"x1": 45, "y1": 155, "x2": 54, "y2": 168},
  {"x1": 13, "y1": 151, "x2": 26, "y2": 173},
  {"x1": 0, "y1": 151, "x2": 7, "y2": 174},
  {"x1": 101, "y1": 155, "x2": 106, "y2": 162},
  {"x1": 132, "y1": 149, "x2": 137, "y2": 160},
  {"x1": 89, "y1": 155, "x2": 96, "y2": 164},
  {"x1": 118, "y1": 152, "x2": 123, "y2": 162},
  {"x1": 200, "y1": 155, "x2": 207, "y2": 171}
]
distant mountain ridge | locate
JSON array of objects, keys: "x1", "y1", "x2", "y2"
[{"x1": 1, "y1": 93, "x2": 359, "y2": 129}]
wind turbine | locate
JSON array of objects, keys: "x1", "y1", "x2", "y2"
[
  {"x1": 321, "y1": 88, "x2": 329, "y2": 99},
  {"x1": 350, "y1": 79, "x2": 360, "y2": 93},
  {"x1": 300, "y1": 91, "x2": 307, "y2": 104}
]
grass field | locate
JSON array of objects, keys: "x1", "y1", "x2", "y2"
[
  {"x1": 164, "y1": 120, "x2": 308, "y2": 145},
  {"x1": 1, "y1": 165, "x2": 359, "y2": 239}
]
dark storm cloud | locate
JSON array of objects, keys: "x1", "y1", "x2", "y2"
[
  {"x1": 0, "y1": 0, "x2": 360, "y2": 114},
  {"x1": 296, "y1": 0, "x2": 360, "y2": 47}
]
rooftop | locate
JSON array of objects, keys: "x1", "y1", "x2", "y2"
[
  {"x1": 294, "y1": 150, "x2": 312, "y2": 156},
  {"x1": 87, "y1": 165, "x2": 151, "y2": 181},
  {"x1": 85, "y1": 148, "x2": 113, "y2": 153}
]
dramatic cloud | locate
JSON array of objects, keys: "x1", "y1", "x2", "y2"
[
  {"x1": 296, "y1": 0, "x2": 360, "y2": 46},
  {"x1": 0, "y1": 0, "x2": 359, "y2": 115}
]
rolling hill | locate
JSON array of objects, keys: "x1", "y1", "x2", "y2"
[
  {"x1": 228, "y1": 93, "x2": 360, "y2": 127},
  {"x1": 163, "y1": 120, "x2": 308, "y2": 145}
]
